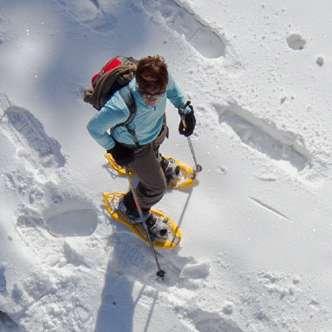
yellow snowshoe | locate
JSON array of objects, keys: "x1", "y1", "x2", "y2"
[{"x1": 103, "y1": 192, "x2": 182, "y2": 249}]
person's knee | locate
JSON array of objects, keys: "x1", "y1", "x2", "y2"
[
  {"x1": 136, "y1": 164, "x2": 168, "y2": 200},
  {"x1": 151, "y1": 174, "x2": 167, "y2": 196}
]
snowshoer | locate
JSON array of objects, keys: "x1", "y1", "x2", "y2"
[{"x1": 87, "y1": 55, "x2": 196, "y2": 239}]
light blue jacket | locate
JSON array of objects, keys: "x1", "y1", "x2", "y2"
[{"x1": 87, "y1": 75, "x2": 188, "y2": 150}]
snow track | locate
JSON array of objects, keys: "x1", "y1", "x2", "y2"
[
  {"x1": 248, "y1": 196, "x2": 291, "y2": 222},
  {"x1": 215, "y1": 101, "x2": 311, "y2": 174},
  {"x1": 0, "y1": 98, "x2": 100, "y2": 330},
  {"x1": 5, "y1": 106, "x2": 66, "y2": 168},
  {"x1": 142, "y1": 0, "x2": 226, "y2": 58},
  {"x1": 54, "y1": 0, "x2": 229, "y2": 59}
]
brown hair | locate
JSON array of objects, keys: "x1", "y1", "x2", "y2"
[{"x1": 136, "y1": 55, "x2": 168, "y2": 94}]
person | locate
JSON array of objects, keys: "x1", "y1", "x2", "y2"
[{"x1": 87, "y1": 55, "x2": 196, "y2": 238}]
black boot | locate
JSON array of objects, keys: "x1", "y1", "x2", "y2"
[
  {"x1": 118, "y1": 192, "x2": 140, "y2": 222},
  {"x1": 145, "y1": 214, "x2": 169, "y2": 239},
  {"x1": 160, "y1": 157, "x2": 180, "y2": 185}
]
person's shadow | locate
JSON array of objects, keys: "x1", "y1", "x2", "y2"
[
  {"x1": 94, "y1": 215, "x2": 192, "y2": 332},
  {"x1": 94, "y1": 255, "x2": 135, "y2": 332},
  {"x1": 94, "y1": 223, "x2": 144, "y2": 332}
]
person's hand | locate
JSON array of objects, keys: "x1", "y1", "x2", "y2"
[
  {"x1": 107, "y1": 143, "x2": 134, "y2": 166},
  {"x1": 178, "y1": 102, "x2": 196, "y2": 137}
]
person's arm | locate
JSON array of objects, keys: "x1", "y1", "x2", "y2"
[
  {"x1": 166, "y1": 74, "x2": 189, "y2": 111},
  {"x1": 166, "y1": 74, "x2": 196, "y2": 137},
  {"x1": 87, "y1": 95, "x2": 129, "y2": 150}
]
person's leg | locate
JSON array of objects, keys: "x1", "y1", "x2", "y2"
[
  {"x1": 123, "y1": 144, "x2": 167, "y2": 213},
  {"x1": 122, "y1": 123, "x2": 169, "y2": 214},
  {"x1": 152, "y1": 125, "x2": 180, "y2": 184}
]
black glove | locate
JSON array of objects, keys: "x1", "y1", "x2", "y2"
[
  {"x1": 107, "y1": 143, "x2": 134, "y2": 166},
  {"x1": 178, "y1": 102, "x2": 196, "y2": 137}
]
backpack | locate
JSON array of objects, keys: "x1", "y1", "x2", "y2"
[{"x1": 84, "y1": 56, "x2": 140, "y2": 145}]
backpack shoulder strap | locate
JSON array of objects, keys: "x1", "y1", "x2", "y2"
[
  {"x1": 115, "y1": 85, "x2": 140, "y2": 146},
  {"x1": 119, "y1": 85, "x2": 136, "y2": 123}
]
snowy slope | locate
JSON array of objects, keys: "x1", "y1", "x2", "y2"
[{"x1": 1, "y1": 0, "x2": 332, "y2": 331}]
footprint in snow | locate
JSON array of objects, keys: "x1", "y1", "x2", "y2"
[
  {"x1": 5, "y1": 106, "x2": 66, "y2": 168},
  {"x1": 54, "y1": 0, "x2": 119, "y2": 33},
  {"x1": 43, "y1": 196, "x2": 98, "y2": 237},
  {"x1": 142, "y1": 0, "x2": 226, "y2": 59},
  {"x1": 215, "y1": 102, "x2": 311, "y2": 173},
  {"x1": 0, "y1": 96, "x2": 98, "y2": 240}
]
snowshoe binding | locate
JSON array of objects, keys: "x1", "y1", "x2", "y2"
[{"x1": 160, "y1": 156, "x2": 180, "y2": 185}]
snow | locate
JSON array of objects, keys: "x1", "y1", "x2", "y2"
[{"x1": 0, "y1": 0, "x2": 332, "y2": 331}]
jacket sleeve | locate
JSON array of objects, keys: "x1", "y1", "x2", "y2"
[
  {"x1": 166, "y1": 74, "x2": 188, "y2": 110},
  {"x1": 86, "y1": 94, "x2": 129, "y2": 150}
]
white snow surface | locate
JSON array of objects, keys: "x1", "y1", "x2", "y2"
[{"x1": 0, "y1": 0, "x2": 332, "y2": 331}]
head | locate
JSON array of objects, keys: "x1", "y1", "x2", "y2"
[{"x1": 136, "y1": 55, "x2": 168, "y2": 106}]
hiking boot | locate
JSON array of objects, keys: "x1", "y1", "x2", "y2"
[
  {"x1": 117, "y1": 192, "x2": 169, "y2": 239},
  {"x1": 145, "y1": 214, "x2": 169, "y2": 240},
  {"x1": 117, "y1": 192, "x2": 144, "y2": 223},
  {"x1": 160, "y1": 157, "x2": 180, "y2": 185},
  {"x1": 117, "y1": 199, "x2": 141, "y2": 223}
]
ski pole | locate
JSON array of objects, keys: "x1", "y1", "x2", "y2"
[
  {"x1": 186, "y1": 136, "x2": 202, "y2": 173},
  {"x1": 128, "y1": 178, "x2": 166, "y2": 279},
  {"x1": 181, "y1": 115, "x2": 203, "y2": 173}
]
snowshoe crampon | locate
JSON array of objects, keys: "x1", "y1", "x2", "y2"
[
  {"x1": 103, "y1": 192, "x2": 182, "y2": 249},
  {"x1": 105, "y1": 153, "x2": 198, "y2": 190}
]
